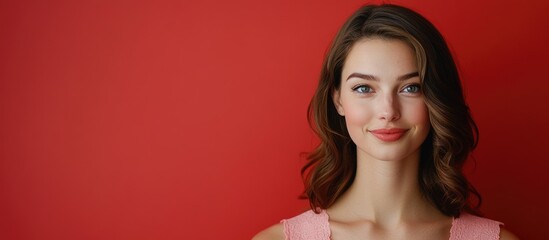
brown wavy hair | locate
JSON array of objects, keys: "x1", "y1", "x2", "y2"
[{"x1": 302, "y1": 4, "x2": 481, "y2": 217}]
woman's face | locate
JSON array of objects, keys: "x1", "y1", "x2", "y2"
[{"x1": 333, "y1": 38, "x2": 430, "y2": 162}]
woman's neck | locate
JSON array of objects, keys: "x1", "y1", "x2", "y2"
[{"x1": 328, "y1": 148, "x2": 443, "y2": 227}]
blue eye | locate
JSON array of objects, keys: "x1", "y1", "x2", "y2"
[
  {"x1": 402, "y1": 84, "x2": 421, "y2": 93},
  {"x1": 353, "y1": 85, "x2": 373, "y2": 94}
]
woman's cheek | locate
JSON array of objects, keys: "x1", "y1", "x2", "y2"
[
  {"x1": 411, "y1": 102, "x2": 430, "y2": 125},
  {"x1": 343, "y1": 101, "x2": 374, "y2": 129}
]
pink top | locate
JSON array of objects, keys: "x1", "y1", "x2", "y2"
[{"x1": 281, "y1": 210, "x2": 502, "y2": 240}]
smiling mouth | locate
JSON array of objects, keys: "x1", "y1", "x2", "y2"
[{"x1": 369, "y1": 128, "x2": 408, "y2": 142}]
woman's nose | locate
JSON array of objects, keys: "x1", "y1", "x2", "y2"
[{"x1": 377, "y1": 93, "x2": 400, "y2": 122}]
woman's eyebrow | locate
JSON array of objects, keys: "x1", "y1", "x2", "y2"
[
  {"x1": 397, "y1": 72, "x2": 419, "y2": 81},
  {"x1": 346, "y1": 72, "x2": 378, "y2": 81},
  {"x1": 346, "y1": 71, "x2": 419, "y2": 81}
]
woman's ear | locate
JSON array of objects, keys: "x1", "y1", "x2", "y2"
[{"x1": 332, "y1": 90, "x2": 345, "y2": 116}]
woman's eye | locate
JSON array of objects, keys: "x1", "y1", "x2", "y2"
[
  {"x1": 353, "y1": 85, "x2": 373, "y2": 94},
  {"x1": 402, "y1": 84, "x2": 421, "y2": 93}
]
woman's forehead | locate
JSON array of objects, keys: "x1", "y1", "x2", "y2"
[{"x1": 342, "y1": 38, "x2": 419, "y2": 80}]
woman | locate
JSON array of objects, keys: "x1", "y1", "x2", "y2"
[{"x1": 254, "y1": 4, "x2": 517, "y2": 240}]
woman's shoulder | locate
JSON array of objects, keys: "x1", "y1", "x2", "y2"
[
  {"x1": 500, "y1": 227, "x2": 519, "y2": 240},
  {"x1": 253, "y1": 210, "x2": 329, "y2": 240},
  {"x1": 451, "y1": 213, "x2": 518, "y2": 240},
  {"x1": 252, "y1": 223, "x2": 284, "y2": 240}
]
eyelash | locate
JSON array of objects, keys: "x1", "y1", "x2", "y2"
[
  {"x1": 402, "y1": 84, "x2": 421, "y2": 93},
  {"x1": 351, "y1": 84, "x2": 422, "y2": 94},
  {"x1": 352, "y1": 85, "x2": 374, "y2": 94}
]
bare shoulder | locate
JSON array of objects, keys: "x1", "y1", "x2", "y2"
[
  {"x1": 252, "y1": 223, "x2": 285, "y2": 240},
  {"x1": 500, "y1": 227, "x2": 519, "y2": 240}
]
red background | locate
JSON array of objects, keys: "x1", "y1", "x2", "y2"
[{"x1": 1, "y1": 0, "x2": 548, "y2": 239}]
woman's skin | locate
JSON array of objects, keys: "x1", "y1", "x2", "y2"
[
  {"x1": 328, "y1": 38, "x2": 445, "y2": 240},
  {"x1": 253, "y1": 38, "x2": 518, "y2": 240}
]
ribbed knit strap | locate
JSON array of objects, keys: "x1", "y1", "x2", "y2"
[
  {"x1": 450, "y1": 213, "x2": 503, "y2": 240},
  {"x1": 281, "y1": 210, "x2": 330, "y2": 240}
]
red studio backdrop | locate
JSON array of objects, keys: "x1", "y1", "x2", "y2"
[{"x1": 1, "y1": 0, "x2": 548, "y2": 239}]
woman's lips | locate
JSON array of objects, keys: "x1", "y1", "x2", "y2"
[{"x1": 369, "y1": 128, "x2": 408, "y2": 142}]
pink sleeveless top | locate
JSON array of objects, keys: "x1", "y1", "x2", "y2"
[{"x1": 281, "y1": 210, "x2": 502, "y2": 240}]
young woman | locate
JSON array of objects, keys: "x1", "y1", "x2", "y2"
[{"x1": 254, "y1": 4, "x2": 518, "y2": 240}]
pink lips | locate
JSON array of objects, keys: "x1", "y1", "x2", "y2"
[{"x1": 369, "y1": 128, "x2": 408, "y2": 142}]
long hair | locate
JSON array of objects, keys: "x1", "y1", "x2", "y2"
[{"x1": 302, "y1": 4, "x2": 480, "y2": 217}]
